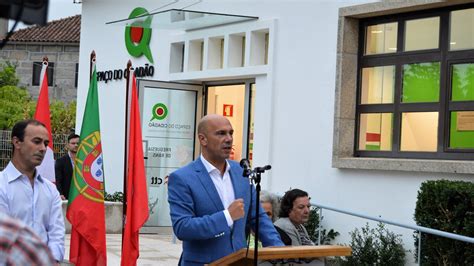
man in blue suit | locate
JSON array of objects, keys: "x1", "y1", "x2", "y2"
[{"x1": 168, "y1": 114, "x2": 284, "y2": 265}]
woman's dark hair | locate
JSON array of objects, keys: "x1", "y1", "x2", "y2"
[{"x1": 278, "y1": 188, "x2": 309, "y2": 218}]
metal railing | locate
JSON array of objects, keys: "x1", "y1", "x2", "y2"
[
  {"x1": 0, "y1": 130, "x2": 69, "y2": 170},
  {"x1": 312, "y1": 202, "x2": 474, "y2": 265}
]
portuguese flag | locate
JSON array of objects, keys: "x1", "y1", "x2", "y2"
[{"x1": 66, "y1": 63, "x2": 107, "y2": 266}]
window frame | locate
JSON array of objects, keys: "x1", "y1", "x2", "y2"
[
  {"x1": 75, "y1": 63, "x2": 79, "y2": 88},
  {"x1": 32, "y1": 61, "x2": 54, "y2": 86},
  {"x1": 355, "y1": 4, "x2": 474, "y2": 160}
]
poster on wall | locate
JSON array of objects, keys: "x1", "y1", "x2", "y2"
[
  {"x1": 457, "y1": 111, "x2": 474, "y2": 131},
  {"x1": 141, "y1": 87, "x2": 197, "y2": 227}
]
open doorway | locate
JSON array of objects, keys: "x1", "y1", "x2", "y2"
[{"x1": 205, "y1": 80, "x2": 255, "y2": 165}]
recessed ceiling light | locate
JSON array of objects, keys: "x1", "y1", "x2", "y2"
[
  {"x1": 371, "y1": 30, "x2": 383, "y2": 34},
  {"x1": 450, "y1": 42, "x2": 457, "y2": 45}
]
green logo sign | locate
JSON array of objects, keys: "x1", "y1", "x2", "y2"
[
  {"x1": 151, "y1": 103, "x2": 168, "y2": 121},
  {"x1": 125, "y1": 7, "x2": 154, "y2": 63}
]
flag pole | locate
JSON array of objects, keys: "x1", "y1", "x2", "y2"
[
  {"x1": 122, "y1": 60, "x2": 132, "y2": 247},
  {"x1": 40, "y1": 56, "x2": 48, "y2": 85},
  {"x1": 90, "y1": 51, "x2": 96, "y2": 81}
]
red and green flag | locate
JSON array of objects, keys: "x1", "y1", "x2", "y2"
[{"x1": 66, "y1": 62, "x2": 107, "y2": 266}]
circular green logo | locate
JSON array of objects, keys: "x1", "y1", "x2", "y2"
[
  {"x1": 125, "y1": 7, "x2": 154, "y2": 63},
  {"x1": 151, "y1": 103, "x2": 168, "y2": 121}
]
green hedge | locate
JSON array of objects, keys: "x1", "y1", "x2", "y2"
[
  {"x1": 335, "y1": 222, "x2": 405, "y2": 266},
  {"x1": 414, "y1": 180, "x2": 474, "y2": 264},
  {"x1": 304, "y1": 207, "x2": 339, "y2": 244}
]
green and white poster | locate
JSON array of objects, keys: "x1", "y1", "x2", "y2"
[{"x1": 141, "y1": 87, "x2": 197, "y2": 226}]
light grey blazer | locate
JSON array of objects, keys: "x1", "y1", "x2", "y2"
[{"x1": 274, "y1": 217, "x2": 311, "y2": 246}]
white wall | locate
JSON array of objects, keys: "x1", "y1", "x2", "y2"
[
  {"x1": 77, "y1": 0, "x2": 174, "y2": 194},
  {"x1": 78, "y1": 1, "x2": 473, "y2": 264}
]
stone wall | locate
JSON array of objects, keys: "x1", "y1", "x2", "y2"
[
  {"x1": 62, "y1": 201, "x2": 123, "y2": 234},
  {"x1": 0, "y1": 42, "x2": 79, "y2": 103}
]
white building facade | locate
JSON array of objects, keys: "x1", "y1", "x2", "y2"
[{"x1": 77, "y1": 1, "x2": 474, "y2": 263}]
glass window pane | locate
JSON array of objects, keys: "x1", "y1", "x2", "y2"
[
  {"x1": 405, "y1": 17, "x2": 439, "y2": 51},
  {"x1": 449, "y1": 111, "x2": 474, "y2": 149},
  {"x1": 361, "y1": 66, "x2": 395, "y2": 104},
  {"x1": 402, "y1": 62, "x2": 440, "y2": 103},
  {"x1": 358, "y1": 113, "x2": 392, "y2": 151},
  {"x1": 207, "y1": 84, "x2": 246, "y2": 161},
  {"x1": 451, "y1": 63, "x2": 474, "y2": 101},
  {"x1": 400, "y1": 112, "x2": 438, "y2": 152},
  {"x1": 365, "y1": 22, "x2": 398, "y2": 55},
  {"x1": 450, "y1": 8, "x2": 474, "y2": 51}
]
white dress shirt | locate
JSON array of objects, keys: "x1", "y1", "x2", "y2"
[
  {"x1": 200, "y1": 155, "x2": 236, "y2": 227},
  {"x1": 0, "y1": 162, "x2": 65, "y2": 261}
]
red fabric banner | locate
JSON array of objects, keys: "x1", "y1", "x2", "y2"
[
  {"x1": 34, "y1": 62, "x2": 55, "y2": 183},
  {"x1": 121, "y1": 71, "x2": 149, "y2": 266}
]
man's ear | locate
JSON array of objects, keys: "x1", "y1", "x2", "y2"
[
  {"x1": 12, "y1": 137, "x2": 21, "y2": 150},
  {"x1": 198, "y1": 133, "x2": 207, "y2": 146}
]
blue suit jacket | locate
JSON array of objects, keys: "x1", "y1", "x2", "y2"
[{"x1": 168, "y1": 158, "x2": 284, "y2": 265}]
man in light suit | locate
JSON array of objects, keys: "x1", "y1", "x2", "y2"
[{"x1": 168, "y1": 114, "x2": 284, "y2": 265}]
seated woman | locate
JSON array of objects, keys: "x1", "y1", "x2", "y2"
[
  {"x1": 274, "y1": 188, "x2": 314, "y2": 246},
  {"x1": 248, "y1": 190, "x2": 291, "y2": 247}
]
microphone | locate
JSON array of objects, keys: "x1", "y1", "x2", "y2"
[
  {"x1": 240, "y1": 159, "x2": 252, "y2": 177},
  {"x1": 255, "y1": 165, "x2": 271, "y2": 172},
  {"x1": 240, "y1": 158, "x2": 251, "y2": 169}
]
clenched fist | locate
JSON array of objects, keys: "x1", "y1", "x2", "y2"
[{"x1": 228, "y1": 198, "x2": 245, "y2": 221}]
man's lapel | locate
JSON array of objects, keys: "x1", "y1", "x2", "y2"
[
  {"x1": 194, "y1": 158, "x2": 225, "y2": 211},
  {"x1": 66, "y1": 154, "x2": 73, "y2": 174},
  {"x1": 229, "y1": 163, "x2": 250, "y2": 230},
  {"x1": 230, "y1": 163, "x2": 246, "y2": 201}
]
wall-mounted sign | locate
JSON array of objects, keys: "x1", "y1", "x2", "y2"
[
  {"x1": 141, "y1": 87, "x2": 197, "y2": 227},
  {"x1": 223, "y1": 104, "x2": 233, "y2": 117},
  {"x1": 457, "y1": 111, "x2": 474, "y2": 131},
  {"x1": 96, "y1": 64, "x2": 154, "y2": 83},
  {"x1": 125, "y1": 7, "x2": 154, "y2": 63}
]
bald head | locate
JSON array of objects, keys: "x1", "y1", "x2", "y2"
[
  {"x1": 198, "y1": 114, "x2": 234, "y2": 168},
  {"x1": 198, "y1": 114, "x2": 230, "y2": 135}
]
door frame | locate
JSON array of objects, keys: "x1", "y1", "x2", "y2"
[
  {"x1": 137, "y1": 79, "x2": 203, "y2": 232},
  {"x1": 203, "y1": 78, "x2": 255, "y2": 160}
]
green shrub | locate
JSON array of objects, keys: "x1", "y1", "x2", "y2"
[
  {"x1": 304, "y1": 207, "x2": 339, "y2": 244},
  {"x1": 414, "y1": 180, "x2": 474, "y2": 265},
  {"x1": 104, "y1": 191, "x2": 124, "y2": 202},
  {"x1": 335, "y1": 222, "x2": 406, "y2": 266}
]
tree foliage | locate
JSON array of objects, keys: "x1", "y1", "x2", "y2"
[
  {"x1": 0, "y1": 85, "x2": 31, "y2": 129},
  {"x1": 0, "y1": 61, "x2": 20, "y2": 87},
  {"x1": 50, "y1": 100, "x2": 76, "y2": 134},
  {"x1": 0, "y1": 61, "x2": 76, "y2": 133}
]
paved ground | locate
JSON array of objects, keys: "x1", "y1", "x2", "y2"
[{"x1": 64, "y1": 234, "x2": 182, "y2": 265}]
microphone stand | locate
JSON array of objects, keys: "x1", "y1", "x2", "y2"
[
  {"x1": 249, "y1": 165, "x2": 271, "y2": 266},
  {"x1": 253, "y1": 170, "x2": 261, "y2": 266}
]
